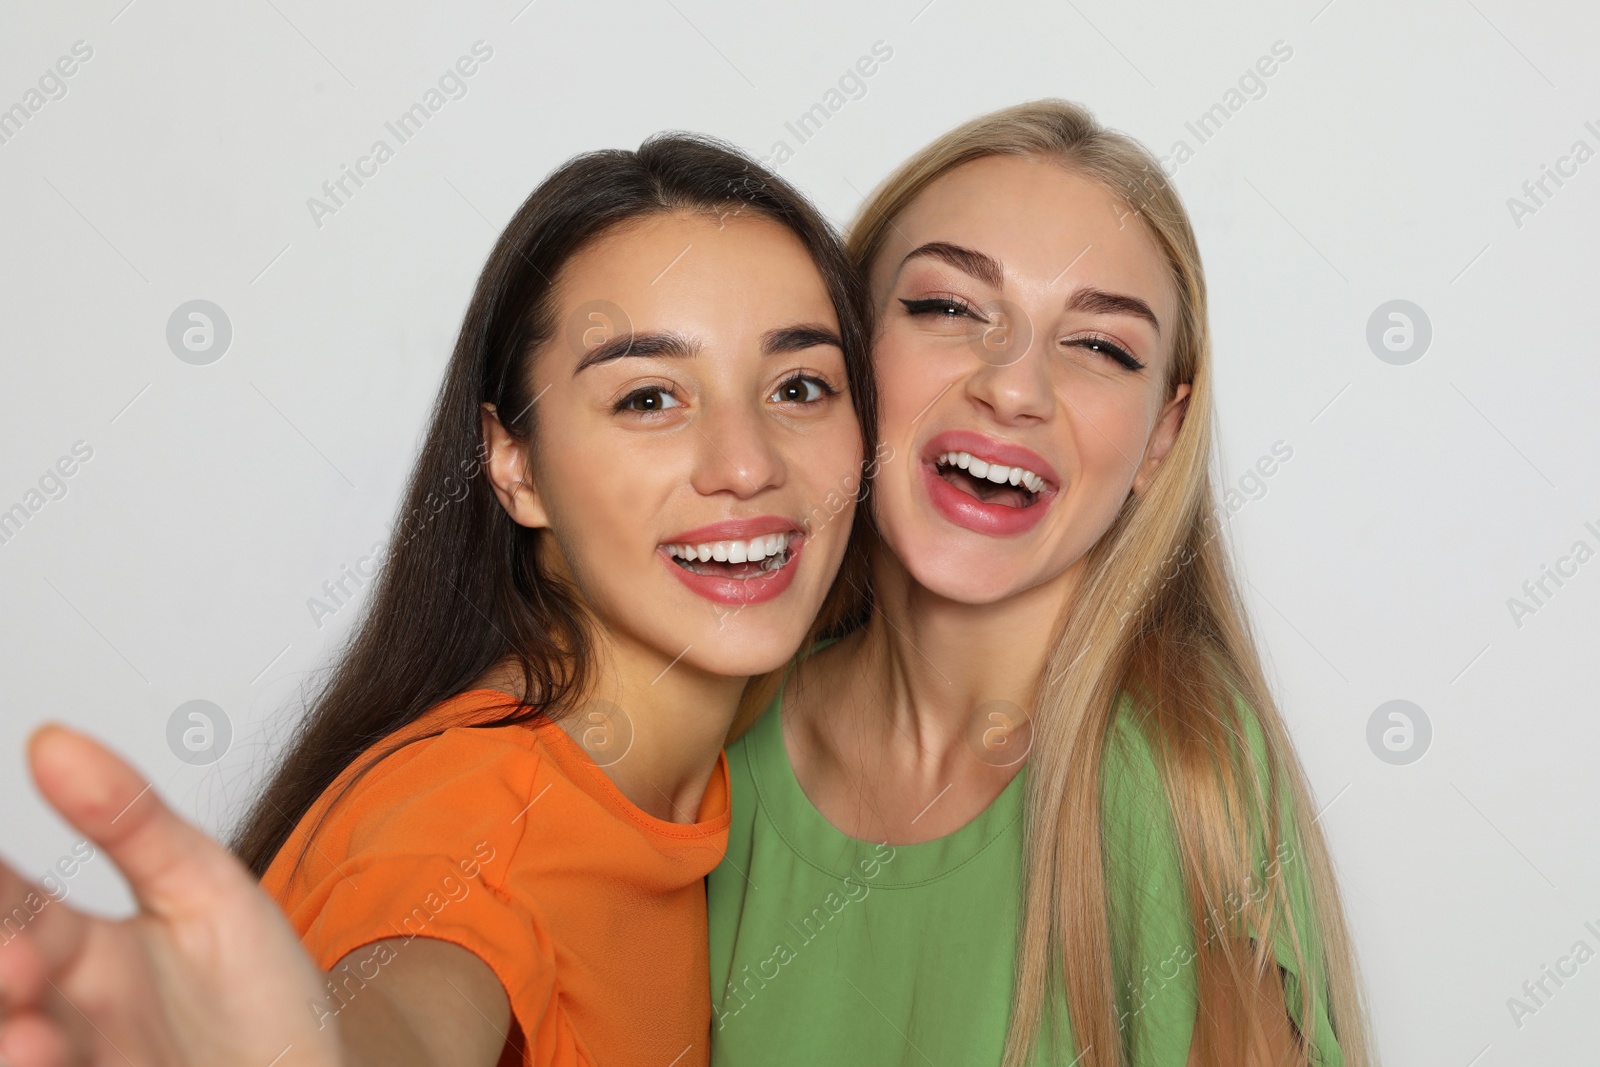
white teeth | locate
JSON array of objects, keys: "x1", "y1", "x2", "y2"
[
  {"x1": 667, "y1": 532, "x2": 794, "y2": 568},
  {"x1": 936, "y1": 450, "x2": 1049, "y2": 494}
]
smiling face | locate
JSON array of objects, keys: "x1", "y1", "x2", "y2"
[
  {"x1": 866, "y1": 153, "x2": 1191, "y2": 605},
  {"x1": 485, "y1": 210, "x2": 863, "y2": 680}
]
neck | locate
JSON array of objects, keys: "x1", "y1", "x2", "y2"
[
  {"x1": 856, "y1": 545, "x2": 1082, "y2": 761},
  {"x1": 553, "y1": 632, "x2": 743, "y2": 825}
]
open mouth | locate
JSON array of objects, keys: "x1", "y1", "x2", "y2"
[
  {"x1": 664, "y1": 532, "x2": 798, "y2": 580},
  {"x1": 933, "y1": 450, "x2": 1049, "y2": 509}
]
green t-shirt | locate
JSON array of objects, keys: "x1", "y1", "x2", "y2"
[{"x1": 706, "y1": 685, "x2": 1343, "y2": 1066}]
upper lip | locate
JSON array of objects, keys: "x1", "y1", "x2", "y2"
[
  {"x1": 662, "y1": 517, "x2": 804, "y2": 545},
  {"x1": 922, "y1": 429, "x2": 1060, "y2": 490}
]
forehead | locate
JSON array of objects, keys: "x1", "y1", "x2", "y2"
[
  {"x1": 558, "y1": 210, "x2": 834, "y2": 313},
  {"x1": 878, "y1": 154, "x2": 1176, "y2": 319}
]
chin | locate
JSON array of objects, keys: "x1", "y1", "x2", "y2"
[
  {"x1": 911, "y1": 550, "x2": 1029, "y2": 605},
  {"x1": 679, "y1": 619, "x2": 812, "y2": 679},
  {"x1": 874, "y1": 518, "x2": 1038, "y2": 606}
]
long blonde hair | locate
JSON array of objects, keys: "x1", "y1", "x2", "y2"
[{"x1": 846, "y1": 100, "x2": 1374, "y2": 1067}]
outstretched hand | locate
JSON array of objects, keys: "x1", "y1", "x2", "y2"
[{"x1": 0, "y1": 725, "x2": 344, "y2": 1067}]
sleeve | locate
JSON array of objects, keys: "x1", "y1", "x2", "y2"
[
  {"x1": 271, "y1": 725, "x2": 558, "y2": 1048},
  {"x1": 1099, "y1": 692, "x2": 1344, "y2": 1067}
]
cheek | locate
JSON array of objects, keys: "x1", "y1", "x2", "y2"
[
  {"x1": 802, "y1": 425, "x2": 866, "y2": 522},
  {"x1": 1064, "y1": 388, "x2": 1151, "y2": 483},
  {"x1": 806, "y1": 419, "x2": 866, "y2": 488},
  {"x1": 1044, "y1": 356, "x2": 1162, "y2": 482},
  {"x1": 872, "y1": 331, "x2": 960, "y2": 447},
  {"x1": 535, "y1": 415, "x2": 672, "y2": 569}
]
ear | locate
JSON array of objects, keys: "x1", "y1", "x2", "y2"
[
  {"x1": 481, "y1": 404, "x2": 550, "y2": 529},
  {"x1": 1131, "y1": 382, "x2": 1191, "y2": 497}
]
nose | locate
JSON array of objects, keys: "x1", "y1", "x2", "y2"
[
  {"x1": 686, "y1": 397, "x2": 788, "y2": 500},
  {"x1": 964, "y1": 301, "x2": 1055, "y2": 425}
]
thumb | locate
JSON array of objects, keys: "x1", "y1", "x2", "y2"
[{"x1": 27, "y1": 724, "x2": 245, "y2": 916}]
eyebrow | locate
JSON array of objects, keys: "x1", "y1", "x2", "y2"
[
  {"x1": 899, "y1": 241, "x2": 1003, "y2": 290},
  {"x1": 762, "y1": 323, "x2": 842, "y2": 355},
  {"x1": 572, "y1": 322, "x2": 842, "y2": 373},
  {"x1": 574, "y1": 331, "x2": 692, "y2": 373},
  {"x1": 1066, "y1": 287, "x2": 1161, "y2": 335},
  {"x1": 901, "y1": 242, "x2": 1161, "y2": 334}
]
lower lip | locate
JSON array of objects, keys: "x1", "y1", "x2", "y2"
[
  {"x1": 660, "y1": 539, "x2": 805, "y2": 606},
  {"x1": 922, "y1": 463, "x2": 1053, "y2": 537}
]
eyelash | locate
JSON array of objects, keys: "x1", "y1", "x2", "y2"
[
  {"x1": 771, "y1": 372, "x2": 840, "y2": 404},
  {"x1": 1065, "y1": 333, "x2": 1146, "y2": 372},
  {"x1": 900, "y1": 296, "x2": 979, "y2": 320},
  {"x1": 612, "y1": 383, "x2": 679, "y2": 415},
  {"x1": 899, "y1": 297, "x2": 1147, "y2": 372},
  {"x1": 610, "y1": 373, "x2": 839, "y2": 415}
]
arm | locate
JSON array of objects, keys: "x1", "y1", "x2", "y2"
[
  {"x1": 0, "y1": 725, "x2": 509, "y2": 1067},
  {"x1": 335, "y1": 938, "x2": 511, "y2": 1067}
]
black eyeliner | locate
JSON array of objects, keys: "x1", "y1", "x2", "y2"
[
  {"x1": 899, "y1": 296, "x2": 982, "y2": 319},
  {"x1": 1069, "y1": 337, "x2": 1145, "y2": 371}
]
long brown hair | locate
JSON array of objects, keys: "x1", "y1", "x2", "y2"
[
  {"x1": 848, "y1": 101, "x2": 1373, "y2": 1067},
  {"x1": 234, "y1": 133, "x2": 876, "y2": 877}
]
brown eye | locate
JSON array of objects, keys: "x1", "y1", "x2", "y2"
[
  {"x1": 769, "y1": 375, "x2": 834, "y2": 404},
  {"x1": 614, "y1": 387, "x2": 683, "y2": 413}
]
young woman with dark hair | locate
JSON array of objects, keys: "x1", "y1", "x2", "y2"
[{"x1": 0, "y1": 132, "x2": 874, "y2": 1067}]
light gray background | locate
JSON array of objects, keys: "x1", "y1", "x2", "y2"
[{"x1": 2, "y1": 1, "x2": 1596, "y2": 1062}]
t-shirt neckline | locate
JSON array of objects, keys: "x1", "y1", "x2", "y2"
[
  {"x1": 743, "y1": 675, "x2": 1027, "y2": 889},
  {"x1": 451, "y1": 687, "x2": 731, "y2": 842}
]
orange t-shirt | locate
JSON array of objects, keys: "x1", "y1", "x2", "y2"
[{"x1": 260, "y1": 689, "x2": 730, "y2": 1067}]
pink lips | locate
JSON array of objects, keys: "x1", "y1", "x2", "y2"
[
  {"x1": 920, "y1": 429, "x2": 1059, "y2": 538},
  {"x1": 659, "y1": 516, "x2": 806, "y2": 606}
]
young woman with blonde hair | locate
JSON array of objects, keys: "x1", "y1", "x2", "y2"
[{"x1": 708, "y1": 100, "x2": 1373, "y2": 1067}]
